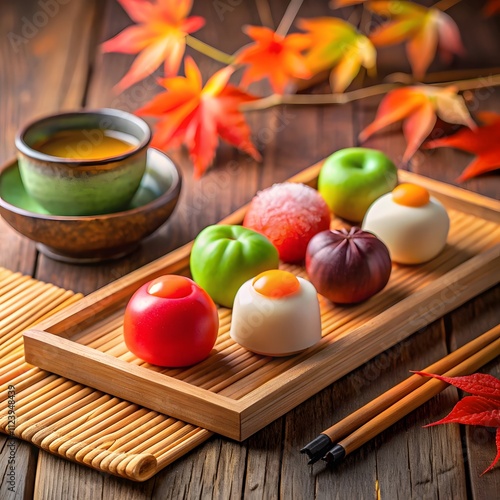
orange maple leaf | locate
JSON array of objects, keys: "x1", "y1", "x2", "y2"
[
  {"x1": 235, "y1": 26, "x2": 312, "y2": 94},
  {"x1": 136, "y1": 57, "x2": 261, "y2": 178},
  {"x1": 359, "y1": 85, "x2": 475, "y2": 162},
  {"x1": 484, "y1": 0, "x2": 500, "y2": 16},
  {"x1": 367, "y1": 1, "x2": 464, "y2": 79},
  {"x1": 102, "y1": 0, "x2": 205, "y2": 91},
  {"x1": 330, "y1": 0, "x2": 366, "y2": 6},
  {"x1": 298, "y1": 17, "x2": 376, "y2": 93},
  {"x1": 424, "y1": 112, "x2": 500, "y2": 182}
]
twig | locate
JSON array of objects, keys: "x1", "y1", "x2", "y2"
[
  {"x1": 241, "y1": 73, "x2": 500, "y2": 111},
  {"x1": 452, "y1": 73, "x2": 500, "y2": 91},
  {"x1": 432, "y1": 0, "x2": 462, "y2": 11},
  {"x1": 347, "y1": 7, "x2": 361, "y2": 26},
  {"x1": 185, "y1": 35, "x2": 234, "y2": 65},
  {"x1": 386, "y1": 67, "x2": 500, "y2": 84},
  {"x1": 255, "y1": 0, "x2": 274, "y2": 28},
  {"x1": 358, "y1": 1, "x2": 372, "y2": 34},
  {"x1": 241, "y1": 83, "x2": 399, "y2": 110},
  {"x1": 276, "y1": 0, "x2": 304, "y2": 36}
]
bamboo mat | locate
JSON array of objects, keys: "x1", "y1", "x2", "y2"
[{"x1": 0, "y1": 267, "x2": 212, "y2": 481}]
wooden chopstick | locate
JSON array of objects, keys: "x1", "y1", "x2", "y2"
[
  {"x1": 323, "y1": 335, "x2": 500, "y2": 465},
  {"x1": 301, "y1": 324, "x2": 500, "y2": 465}
]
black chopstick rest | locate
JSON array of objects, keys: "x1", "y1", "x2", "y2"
[
  {"x1": 300, "y1": 433, "x2": 332, "y2": 464},
  {"x1": 322, "y1": 443, "x2": 346, "y2": 465}
]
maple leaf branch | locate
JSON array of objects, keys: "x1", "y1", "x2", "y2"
[
  {"x1": 241, "y1": 73, "x2": 500, "y2": 111},
  {"x1": 185, "y1": 35, "x2": 235, "y2": 65}
]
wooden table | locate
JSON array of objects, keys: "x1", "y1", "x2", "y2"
[{"x1": 1, "y1": 1, "x2": 499, "y2": 498}]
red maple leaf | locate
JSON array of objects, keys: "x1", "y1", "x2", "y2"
[
  {"x1": 423, "y1": 396, "x2": 500, "y2": 427},
  {"x1": 235, "y1": 26, "x2": 312, "y2": 94},
  {"x1": 416, "y1": 371, "x2": 500, "y2": 475},
  {"x1": 359, "y1": 85, "x2": 475, "y2": 162},
  {"x1": 136, "y1": 57, "x2": 261, "y2": 178},
  {"x1": 484, "y1": 0, "x2": 500, "y2": 16},
  {"x1": 424, "y1": 112, "x2": 500, "y2": 182},
  {"x1": 413, "y1": 371, "x2": 500, "y2": 400},
  {"x1": 102, "y1": 0, "x2": 205, "y2": 91}
]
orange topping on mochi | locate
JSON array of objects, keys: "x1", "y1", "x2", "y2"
[
  {"x1": 392, "y1": 183, "x2": 430, "y2": 207},
  {"x1": 148, "y1": 275, "x2": 192, "y2": 299},
  {"x1": 252, "y1": 270, "x2": 300, "y2": 298}
]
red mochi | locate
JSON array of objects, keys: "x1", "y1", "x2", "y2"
[{"x1": 243, "y1": 182, "x2": 331, "y2": 263}]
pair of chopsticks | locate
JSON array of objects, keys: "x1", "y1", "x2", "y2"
[{"x1": 301, "y1": 324, "x2": 500, "y2": 466}]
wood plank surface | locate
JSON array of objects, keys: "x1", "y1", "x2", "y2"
[
  {"x1": 0, "y1": 0, "x2": 499, "y2": 498},
  {"x1": 0, "y1": 1, "x2": 99, "y2": 497}
]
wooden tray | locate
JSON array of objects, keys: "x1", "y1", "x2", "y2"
[{"x1": 23, "y1": 164, "x2": 500, "y2": 441}]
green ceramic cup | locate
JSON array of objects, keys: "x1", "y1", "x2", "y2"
[{"x1": 15, "y1": 108, "x2": 151, "y2": 216}]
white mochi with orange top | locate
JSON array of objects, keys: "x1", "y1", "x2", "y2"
[
  {"x1": 362, "y1": 183, "x2": 450, "y2": 264},
  {"x1": 230, "y1": 270, "x2": 322, "y2": 356}
]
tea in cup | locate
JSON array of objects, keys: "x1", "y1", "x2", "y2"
[{"x1": 15, "y1": 108, "x2": 151, "y2": 216}]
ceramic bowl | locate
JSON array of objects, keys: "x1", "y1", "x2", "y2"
[
  {"x1": 0, "y1": 149, "x2": 181, "y2": 263},
  {"x1": 15, "y1": 108, "x2": 151, "y2": 216}
]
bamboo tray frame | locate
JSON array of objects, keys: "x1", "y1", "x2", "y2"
[{"x1": 23, "y1": 164, "x2": 500, "y2": 441}]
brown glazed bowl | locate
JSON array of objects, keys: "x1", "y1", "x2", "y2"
[{"x1": 0, "y1": 149, "x2": 182, "y2": 263}]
